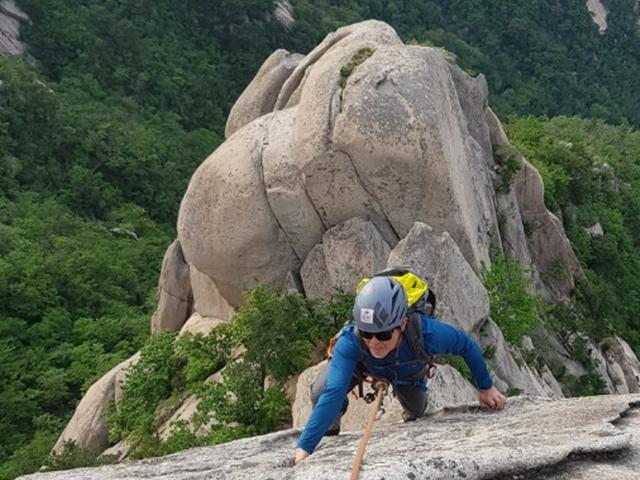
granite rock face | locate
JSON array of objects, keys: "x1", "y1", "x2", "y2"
[
  {"x1": 150, "y1": 240, "x2": 192, "y2": 333},
  {"x1": 0, "y1": 0, "x2": 29, "y2": 56},
  {"x1": 23, "y1": 395, "x2": 640, "y2": 480},
  {"x1": 225, "y1": 49, "x2": 303, "y2": 138},
  {"x1": 50, "y1": 353, "x2": 140, "y2": 456},
  {"x1": 176, "y1": 19, "x2": 521, "y2": 303},
  {"x1": 487, "y1": 108, "x2": 581, "y2": 302},
  {"x1": 387, "y1": 222, "x2": 489, "y2": 332}
]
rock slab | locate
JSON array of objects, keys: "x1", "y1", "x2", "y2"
[{"x1": 23, "y1": 395, "x2": 640, "y2": 480}]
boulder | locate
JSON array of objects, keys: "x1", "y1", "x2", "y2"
[
  {"x1": 321, "y1": 217, "x2": 390, "y2": 293},
  {"x1": 157, "y1": 394, "x2": 201, "y2": 441},
  {"x1": 177, "y1": 114, "x2": 300, "y2": 307},
  {"x1": 299, "y1": 245, "x2": 332, "y2": 300},
  {"x1": 189, "y1": 265, "x2": 234, "y2": 322},
  {"x1": 99, "y1": 439, "x2": 129, "y2": 463},
  {"x1": 179, "y1": 313, "x2": 226, "y2": 336},
  {"x1": 539, "y1": 364, "x2": 565, "y2": 398},
  {"x1": 601, "y1": 336, "x2": 640, "y2": 394},
  {"x1": 273, "y1": 1, "x2": 294, "y2": 29},
  {"x1": 150, "y1": 240, "x2": 192, "y2": 333},
  {"x1": 27, "y1": 395, "x2": 640, "y2": 480},
  {"x1": 275, "y1": 20, "x2": 401, "y2": 110},
  {"x1": 225, "y1": 49, "x2": 303, "y2": 138},
  {"x1": 587, "y1": 0, "x2": 609, "y2": 33},
  {"x1": 532, "y1": 327, "x2": 589, "y2": 379},
  {"x1": 300, "y1": 217, "x2": 390, "y2": 300},
  {"x1": 388, "y1": 222, "x2": 489, "y2": 332},
  {"x1": 113, "y1": 352, "x2": 141, "y2": 406},
  {"x1": 283, "y1": 270, "x2": 304, "y2": 295},
  {"x1": 495, "y1": 192, "x2": 536, "y2": 271},
  {"x1": 584, "y1": 335, "x2": 616, "y2": 392},
  {"x1": 262, "y1": 108, "x2": 325, "y2": 259},
  {"x1": 284, "y1": 21, "x2": 405, "y2": 249},
  {"x1": 585, "y1": 222, "x2": 604, "y2": 238},
  {"x1": 50, "y1": 354, "x2": 140, "y2": 455},
  {"x1": 331, "y1": 42, "x2": 497, "y2": 271}
]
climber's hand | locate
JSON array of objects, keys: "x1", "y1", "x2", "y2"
[
  {"x1": 478, "y1": 386, "x2": 507, "y2": 410},
  {"x1": 293, "y1": 448, "x2": 310, "y2": 466}
]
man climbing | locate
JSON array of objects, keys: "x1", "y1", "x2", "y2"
[{"x1": 293, "y1": 275, "x2": 506, "y2": 465}]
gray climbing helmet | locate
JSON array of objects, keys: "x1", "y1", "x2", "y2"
[{"x1": 353, "y1": 276, "x2": 407, "y2": 332}]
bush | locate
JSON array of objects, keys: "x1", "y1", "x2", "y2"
[
  {"x1": 175, "y1": 326, "x2": 237, "y2": 389},
  {"x1": 438, "y1": 354, "x2": 472, "y2": 383},
  {"x1": 482, "y1": 254, "x2": 542, "y2": 345},
  {"x1": 43, "y1": 441, "x2": 117, "y2": 471},
  {"x1": 233, "y1": 285, "x2": 326, "y2": 382},
  {"x1": 101, "y1": 286, "x2": 351, "y2": 461},
  {"x1": 107, "y1": 332, "x2": 178, "y2": 443}
]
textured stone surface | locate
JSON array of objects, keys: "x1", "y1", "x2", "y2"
[
  {"x1": 225, "y1": 49, "x2": 302, "y2": 138},
  {"x1": 177, "y1": 20, "x2": 576, "y2": 310},
  {"x1": 262, "y1": 108, "x2": 325, "y2": 260},
  {"x1": 321, "y1": 217, "x2": 390, "y2": 294},
  {"x1": 487, "y1": 108, "x2": 581, "y2": 302},
  {"x1": 26, "y1": 395, "x2": 640, "y2": 480},
  {"x1": 602, "y1": 336, "x2": 640, "y2": 394},
  {"x1": 179, "y1": 312, "x2": 226, "y2": 336},
  {"x1": 0, "y1": 0, "x2": 28, "y2": 56},
  {"x1": 477, "y1": 319, "x2": 561, "y2": 398},
  {"x1": 284, "y1": 21, "x2": 403, "y2": 249},
  {"x1": 388, "y1": 222, "x2": 489, "y2": 332},
  {"x1": 495, "y1": 191, "x2": 543, "y2": 296},
  {"x1": 534, "y1": 409, "x2": 640, "y2": 480},
  {"x1": 299, "y1": 244, "x2": 332, "y2": 300},
  {"x1": 534, "y1": 328, "x2": 589, "y2": 378},
  {"x1": 50, "y1": 354, "x2": 139, "y2": 455},
  {"x1": 177, "y1": 115, "x2": 300, "y2": 307},
  {"x1": 330, "y1": 44, "x2": 496, "y2": 270},
  {"x1": 150, "y1": 240, "x2": 192, "y2": 333},
  {"x1": 587, "y1": 0, "x2": 609, "y2": 33},
  {"x1": 585, "y1": 221, "x2": 604, "y2": 238},
  {"x1": 189, "y1": 265, "x2": 234, "y2": 322}
]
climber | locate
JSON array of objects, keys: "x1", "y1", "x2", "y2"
[{"x1": 293, "y1": 275, "x2": 506, "y2": 465}]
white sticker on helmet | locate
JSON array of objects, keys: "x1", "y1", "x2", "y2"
[{"x1": 360, "y1": 308, "x2": 374, "y2": 324}]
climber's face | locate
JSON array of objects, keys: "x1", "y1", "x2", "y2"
[{"x1": 361, "y1": 318, "x2": 407, "y2": 358}]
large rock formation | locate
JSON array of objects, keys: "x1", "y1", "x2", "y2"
[
  {"x1": 177, "y1": 19, "x2": 580, "y2": 306},
  {"x1": 53, "y1": 19, "x2": 640, "y2": 464},
  {"x1": 21, "y1": 395, "x2": 640, "y2": 480}
]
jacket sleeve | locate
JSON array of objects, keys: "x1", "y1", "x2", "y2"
[
  {"x1": 296, "y1": 332, "x2": 360, "y2": 454},
  {"x1": 424, "y1": 317, "x2": 493, "y2": 390}
]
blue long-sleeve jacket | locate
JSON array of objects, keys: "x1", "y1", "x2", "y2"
[{"x1": 296, "y1": 315, "x2": 492, "y2": 454}]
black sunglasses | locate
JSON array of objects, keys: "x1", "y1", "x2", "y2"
[{"x1": 359, "y1": 327, "x2": 398, "y2": 341}]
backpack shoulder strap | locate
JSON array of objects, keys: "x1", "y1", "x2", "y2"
[{"x1": 406, "y1": 312, "x2": 431, "y2": 364}]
